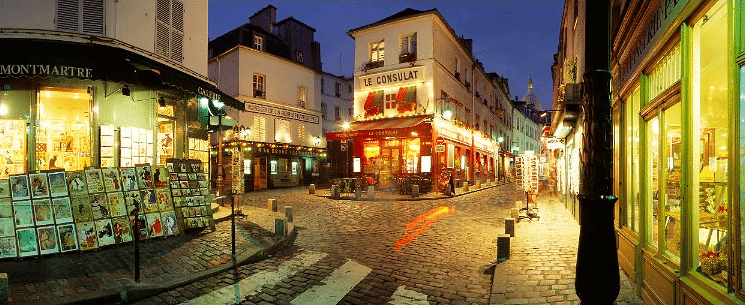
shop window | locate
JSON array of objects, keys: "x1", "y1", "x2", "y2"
[
  {"x1": 739, "y1": 64, "x2": 745, "y2": 295},
  {"x1": 693, "y1": 2, "x2": 729, "y2": 284},
  {"x1": 649, "y1": 45, "x2": 681, "y2": 101},
  {"x1": 647, "y1": 116, "x2": 660, "y2": 250},
  {"x1": 291, "y1": 161, "x2": 298, "y2": 175},
  {"x1": 0, "y1": 88, "x2": 31, "y2": 178},
  {"x1": 663, "y1": 104, "x2": 681, "y2": 260},
  {"x1": 270, "y1": 160, "x2": 277, "y2": 174},
  {"x1": 623, "y1": 86, "x2": 641, "y2": 233},
  {"x1": 36, "y1": 87, "x2": 91, "y2": 171},
  {"x1": 403, "y1": 138, "x2": 420, "y2": 173},
  {"x1": 447, "y1": 144, "x2": 454, "y2": 168},
  {"x1": 188, "y1": 138, "x2": 208, "y2": 173}
]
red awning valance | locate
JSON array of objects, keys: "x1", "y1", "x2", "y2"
[{"x1": 326, "y1": 115, "x2": 431, "y2": 140}]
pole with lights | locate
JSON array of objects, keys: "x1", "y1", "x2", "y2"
[{"x1": 342, "y1": 122, "x2": 350, "y2": 178}]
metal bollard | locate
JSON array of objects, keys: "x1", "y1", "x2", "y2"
[
  {"x1": 268, "y1": 199, "x2": 277, "y2": 212},
  {"x1": 275, "y1": 218, "x2": 286, "y2": 238},
  {"x1": 285, "y1": 206, "x2": 293, "y2": 222},
  {"x1": 497, "y1": 234, "x2": 510, "y2": 262},
  {"x1": 411, "y1": 185, "x2": 419, "y2": 198},
  {"x1": 309, "y1": 184, "x2": 316, "y2": 194},
  {"x1": 505, "y1": 218, "x2": 515, "y2": 237}
]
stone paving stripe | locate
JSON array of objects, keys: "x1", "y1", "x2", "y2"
[
  {"x1": 289, "y1": 259, "x2": 372, "y2": 305},
  {"x1": 388, "y1": 285, "x2": 431, "y2": 305},
  {"x1": 179, "y1": 251, "x2": 328, "y2": 305}
]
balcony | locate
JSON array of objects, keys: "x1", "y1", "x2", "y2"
[
  {"x1": 365, "y1": 60, "x2": 384, "y2": 71},
  {"x1": 398, "y1": 52, "x2": 417, "y2": 63}
]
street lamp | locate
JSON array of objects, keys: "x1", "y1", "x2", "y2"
[{"x1": 342, "y1": 122, "x2": 350, "y2": 177}]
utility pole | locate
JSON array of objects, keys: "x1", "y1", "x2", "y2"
[{"x1": 574, "y1": 1, "x2": 619, "y2": 304}]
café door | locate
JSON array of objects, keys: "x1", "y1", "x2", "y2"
[{"x1": 254, "y1": 157, "x2": 267, "y2": 189}]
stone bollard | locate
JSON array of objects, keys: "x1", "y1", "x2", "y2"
[
  {"x1": 275, "y1": 218, "x2": 286, "y2": 238},
  {"x1": 285, "y1": 206, "x2": 293, "y2": 222},
  {"x1": 411, "y1": 185, "x2": 419, "y2": 198},
  {"x1": 445, "y1": 184, "x2": 452, "y2": 196},
  {"x1": 367, "y1": 185, "x2": 375, "y2": 198},
  {"x1": 497, "y1": 234, "x2": 511, "y2": 262},
  {"x1": 309, "y1": 184, "x2": 316, "y2": 194},
  {"x1": 0, "y1": 273, "x2": 7, "y2": 304},
  {"x1": 463, "y1": 183, "x2": 469, "y2": 192},
  {"x1": 511, "y1": 208, "x2": 519, "y2": 220},
  {"x1": 268, "y1": 199, "x2": 277, "y2": 212},
  {"x1": 505, "y1": 218, "x2": 515, "y2": 237},
  {"x1": 476, "y1": 179, "x2": 481, "y2": 188},
  {"x1": 331, "y1": 185, "x2": 340, "y2": 199},
  {"x1": 355, "y1": 188, "x2": 361, "y2": 200}
]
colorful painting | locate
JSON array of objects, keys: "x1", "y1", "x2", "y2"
[
  {"x1": 161, "y1": 211, "x2": 178, "y2": 236},
  {"x1": 155, "y1": 189, "x2": 172, "y2": 212},
  {"x1": 146, "y1": 213, "x2": 163, "y2": 238},
  {"x1": 32, "y1": 199, "x2": 54, "y2": 226},
  {"x1": 71, "y1": 196, "x2": 93, "y2": 222},
  {"x1": 0, "y1": 198, "x2": 12, "y2": 218},
  {"x1": 172, "y1": 197, "x2": 183, "y2": 208},
  {"x1": 135, "y1": 165, "x2": 153, "y2": 189},
  {"x1": 0, "y1": 179, "x2": 10, "y2": 199},
  {"x1": 47, "y1": 171, "x2": 68, "y2": 197},
  {"x1": 169, "y1": 180, "x2": 179, "y2": 190},
  {"x1": 102, "y1": 168, "x2": 122, "y2": 192},
  {"x1": 107, "y1": 192, "x2": 126, "y2": 217},
  {"x1": 189, "y1": 160, "x2": 201, "y2": 173},
  {"x1": 76, "y1": 221, "x2": 98, "y2": 251},
  {"x1": 52, "y1": 197, "x2": 74, "y2": 224},
  {"x1": 57, "y1": 223, "x2": 78, "y2": 252},
  {"x1": 9, "y1": 174, "x2": 30, "y2": 201},
  {"x1": 36, "y1": 226, "x2": 59, "y2": 255},
  {"x1": 124, "y1": 191, "x2": 142, "y2": 216},
  {"x1": 94, "y1": 218, "x2": 115, "y2": 247},
  {"x1": 13, "y1": 201, "x2": 34, "y2": 228},
  {"x1": 119, "y1": 167, "x2": 138, "y2": 191},
  {"x1": 0, "y1": 218, "x2": 14, "y2": 237},
  {"x1": 153, "y1": 165, "x2": 168, "y2": 189},
  {"x1": 129, "y1": 215, "x2": 148, "y2": 240},
  {"x1": 16, "y1": 227, "x2": 38, "y2": 257},
  {"x1": 140, "y1": 189, "x2": 158, "y2": 213},
  {"x1": 29, "y1": 173, "x2": 50, "y2": 199},
  {"x1": 66, "y1": 171, "x2": 88, "y2": 196},
  {"x1": 89, "y1": 193, "x2": 110, "y2": 219},
  {"x1": 0, "y1": 236, "x2": 17, "y2": 258},
  {"x1": 111, "y1": 216, "x2": 132, "y2": 244},
  {"x1": 85, "y1": 168, "x2": 105, "y2": 193}
]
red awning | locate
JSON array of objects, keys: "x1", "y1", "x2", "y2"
[{"x1": 326, "y1": 115, "x2": 431, "y2": 140}]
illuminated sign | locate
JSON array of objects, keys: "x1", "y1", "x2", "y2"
[
  {"x1": 244, "y1": 102, "x2": 320, "y2": 124},
  {"x1": 360, "y1": 66, "x2": 425, "y2": 90},
  {"x1": 0, "y1": 64, "x2": 92, "y2": 78}
]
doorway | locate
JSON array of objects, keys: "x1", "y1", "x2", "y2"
[{"x1": 254, "y1": 157, "x2": 267, "y2": 189}]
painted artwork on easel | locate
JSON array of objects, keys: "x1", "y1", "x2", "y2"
[
  {"x1": 71, "y1": 196, "x2": 93, "y2": 222},
  {"x1": 111, "y1": 216, "x2": 132, "y2": 244},
  {"x1": 102, "y1": 168, "x2": 122, "y2": 192},
  {"x1": 47, "y1": 171, "x2": 68, "y2": 198},
  {"x1": 119, "y1": 167, "x2": 139, "y2": 192},
  {"x1": 57, "y1": 223, "x2": 78, "y2": 252},
  {"x1": 0, "y1": 218, "x2": 14, "y2": 237},
  {"x1": 140, "y1": 189, "x2": 158, "y2": 213},
  {"x1": 94, "y1": 218, "x2": 115, "y2": 246},
  {"x1": 9, "y1": 174, "x2": 30, "y2": 201},
  {"x1": 129, "y1": 214, "x2": 148, "y2": 240},
  {"x1": 76, "y1": 221, "x2": 98, "y2": 251},
  {"x1": 37, "y1": 226, "x2": 59, "y2": 255},
  {"x1": 85, "y1": 168, "x2": 105, "y2": 193},
  {"x1": 135, "y1": 165, "x2": 153, "y2": 189},
  {"x1": 66, "y1": 171, "x2": 88, "y2": 196},
  {"x1": 16, "y1": 228, "x2": 39, "y2": 257},
  {"x1": 52, "y1": 197, "x2": 74, "y2": 224},
  {"x1": 153, "y1": 165, "x2": 168, "y2": 189},
  {"x1": 33, "y1": 199, "x2": 54, "y2": 226},
  {"x1": 0, "y1": 236, "x2": 17, "y2": 258},
  {"x1": 155, "y1": 189, "x2": 172, "y2": 212},
  {"x1": 29, "y1": 173, "x2": 50, "y2": 199},
  {"x1": 124, "y1": 191, "x2": 142, "y2": 216}
]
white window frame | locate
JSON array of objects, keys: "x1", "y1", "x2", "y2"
[
  {"x1": 253, "y1": 73, "x2": 266, "y2": 99},
  {"x1": 253, "y1": 35, "x2": 264, "y2": 51},
  {"x1": 371, "y1": 40, "x2": 385, "y2": 63},
  {"x1": 401, "y1": 32, "x2": 417, "y2": 54}
]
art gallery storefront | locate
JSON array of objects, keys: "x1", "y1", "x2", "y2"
[
  {"x1": 0, "y1": 38, "x2": 242, "y2": 177},
  {"x1": 612, "y1": 2, "x2": 745, "y2": 303}
]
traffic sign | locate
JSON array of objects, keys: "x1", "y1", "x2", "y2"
[
  {"x1": 436, "y1": 136, "x2": 444, "y2": 144},
  {"x1": 435, "y1": 144, "x2": 445, "y2": 153}
]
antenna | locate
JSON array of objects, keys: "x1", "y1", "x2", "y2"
[{"x1": 339, "y1": 53, "x2": 342, "y2": 76}]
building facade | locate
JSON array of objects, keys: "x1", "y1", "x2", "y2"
[
  {"x1": 318, "y1": 72, "x2": 354, "y2": 135},
  {"x1": 326, "y1": 8, "x2": 508, "y2": 189},
  {"x1": 208, "y1": 5, "x2": 325, "y2": 191},
  {"x1": 0, "y1": 0, "x2": 237, "y2": 178}
]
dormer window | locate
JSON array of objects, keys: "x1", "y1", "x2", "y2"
[{"x1": 253, "y1": 35, "x2": 264, "y2": 51}]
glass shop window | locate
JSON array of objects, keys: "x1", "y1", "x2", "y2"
[
  {"x1": 624, "y1": 86, "x2": 641, "y2": 233},
  {"x1": 0, "y1": 88, "x2": 31, "y2": 178},
  {"x1": 36, "y1": 87, "x2": 91, "y2": 171}
]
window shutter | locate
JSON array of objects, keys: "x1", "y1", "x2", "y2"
[
  {"x1": 170, "y1": 0, "x2": 183, "y2": 62},
  {"x1": 411, "y1": 33, "x2": 417, "y2": 53},
  {"x1": 170, "y1": 30, "x2": 183, "y2": 62},
  {"x1": 156, "y1": 22, "x2": 170, "y2": 58},
  {"x1": 401, "y1": 36, "x2": 408, "y2": 53},
  {"x1": 82, "y1": 0, "x2": 104, "y2": 35},
  {"x1": 56, "y1": 0, "x2": 80, "y2": 32},
  {"x1": 171, "y1": 0, "x2": 183, "y2": 32},
  {"x1": 298, "y1": 124, "x2": 306, "y2": 145},
  {"x1": 156, "y1": 0, "x2": 170, "y2": 25}
]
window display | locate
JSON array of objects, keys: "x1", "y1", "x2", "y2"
[
  {"x1": 0, "y1": 120, "x2": 26, "y2": 178},
  {"x1": 120, "y1": 127, "x2": 153, "y2": 167},
  {"x1": 664, "y1": 104, "x2": 681, "y2": 260},
  {"x1": 36, "y1": 88, "x2": 91, "y2": 171},
  {"x1": 647, "y1": 117, "x2": 660, "y2": 250},
  {"x1": 188, "y1": 138, "x2": 209, "y2": 174}
]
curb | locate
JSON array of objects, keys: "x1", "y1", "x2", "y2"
[{"x1": 58, "y1": 213, "x2": 297, "y2": 305}]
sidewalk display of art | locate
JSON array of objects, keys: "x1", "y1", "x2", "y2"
[
  {"x1": 99, "y1": 125, "x2": 116, "y2": 168},
  {"x1": 0, "y1": 120, "x2": 26, "y2": 179},
  {"x1": 515, "y1": 155, "x2": 539, "y2": 193},
  {"x1": 166, "y1": 158, "x2": 212, "y2": 231}
]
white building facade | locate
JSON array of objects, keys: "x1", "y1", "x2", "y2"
[{"x1": 317, "y1": 72, "x2": 354, "y2": 135}]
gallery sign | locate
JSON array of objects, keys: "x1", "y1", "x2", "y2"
[{"x1": 359, "y1": 66, "x2": 424, "y2": 90}]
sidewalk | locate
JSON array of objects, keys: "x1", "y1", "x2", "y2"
[
  {"x1": 4, "y1": 201, "x2": 295, "y2": 305},
  {"x1": 490, "y1": 193, "x2": 643, "y2": 304}
]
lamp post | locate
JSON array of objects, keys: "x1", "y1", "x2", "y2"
[{"x1": 342, "y1": 122, "x2": 350, "y2": 178}]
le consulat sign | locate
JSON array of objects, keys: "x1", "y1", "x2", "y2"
[{"x1": 360, "y1": 66, "x2": 425, "y2": 90}]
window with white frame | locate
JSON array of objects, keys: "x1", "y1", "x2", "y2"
[
  {"x1": 371, "y1": 40, "x2": 385, "y2": 63},
  {"x1": 401, "y1": 33, "x2": 417, "y2": 54},
  {"x1": 297, "y1": 85, "x2": 307, "y2": 108},
  {"x1": 154, "y1": 0, "x2": 184, "y2": 62},
  {"x1": 253, "y1": 35, "x2": 264, "y2": 51},
  {"x1": 253, "y1": 73, "x2": 266, "y2": 99}
]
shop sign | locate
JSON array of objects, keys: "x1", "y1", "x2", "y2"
[
  {"x1": 0, "y1": 64, "x2": 93, "y2": 78},
  {"x1": 360, "y1": 66, "x2": 425, "y2": 90},
  {"x1": 244, "y1": 102, "x2": 319, "y2": 124},
  {"x1": 435, "y1": 144, "x2": 445, "y2": 153},
  {"x1": 255, "y1": 146, "x2": 314, "y2": 157},
  {"x1": 197, "y1": 87, "x2": 221, "y2": 101}
]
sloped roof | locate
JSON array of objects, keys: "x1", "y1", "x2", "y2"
[{"x1": 348, "y1": 8, "x2": 438, "y2": 36}]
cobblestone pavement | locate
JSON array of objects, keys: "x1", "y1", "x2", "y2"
[{"x1": 490, "y1": 194, "x2": 643, "y2": 305}]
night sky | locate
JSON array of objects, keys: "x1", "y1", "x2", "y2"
[{"x1": 208, "y1": 1, "x2": 564, "y2": 111}]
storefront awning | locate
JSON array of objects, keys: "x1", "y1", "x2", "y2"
[{"x1": 326, "y1": 115, "x2": 431, "y2": 140}]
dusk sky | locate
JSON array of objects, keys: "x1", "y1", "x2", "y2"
[{"x1": 208, "y1": 1, "x2": 564, "y2": 111}]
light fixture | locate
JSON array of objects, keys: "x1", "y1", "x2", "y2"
[
  {"x1": 157, "y1": 97, "x2": 166, "y2": 108},
  {"x1": 121, "y1": 85, "x2": 130, "y2": 96},
  {"x1": 443, "y1": 109, "x2": 453, "y2": 120},
  {"x1": 342, "y1": 122, "x2": 350, "y2": 130},
  {"x1": 411, "y1": 131, "x2": 418, "y2": 137},
  {"x1": 498, "y1": 136, "x2": 504, "y2": 143},
  {"x1": 105, "y1": 84, "x2": 130, "y2": 98}
]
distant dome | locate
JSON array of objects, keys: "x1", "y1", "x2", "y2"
[{"x1": 522, "y1": 77, "x2": 542, "y2": 111}]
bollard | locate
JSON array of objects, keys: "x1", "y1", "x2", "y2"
[
  {"x1": 445, "y1": 184, "x2": 452, "y2": 196},
  {"x1": 275, "y1": 218, "x2": 286, "y2": 238},
  {"x1": 285, "y1": 206, "x2": 293, "y2": 222},
  {"x1": 354, "y1": 188, "x2": 361, "y2": 200},
  {"x1": 0, "y1": 273, "x2": 7, "y2": 304},
  {"x1": 367, "y1": 185, "x2": 375, "y2": 198},
  {"x1": 505, "y1": 218, "x2": 515, "y2": 237},
  {"x1": 331, "y1": 185, "x2": 340, "y2": 199},
  {"x1": 309, "y1": 184, "x2": 316, "y2": 194},
  {"x1": 411, "y1": 184, "x2": 419, "y2": 198},
  {"x1": 463, "y1": 183, "x2": 469, "y2": 192},
  {"x1": 268, "y1": 199, "x2": 277, "y2": 212},
  {"x1": 497, "y1": 234, "x2": 511, "y2": 262},
  {"x1": 476, "y1": 179, "x2": 481, "y2": 188},
  {"x1": 511, "y1": 208, "x2": 519, "y2": 220}
]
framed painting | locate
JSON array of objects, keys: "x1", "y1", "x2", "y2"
[
  {"x1": 65, "y1": 171, "x2": 88, "y2": 196},
  {"x1": 111, "y1": 216, "x2": 132, "y2": 244},
  {"x1": 187, "y1": 173, "x2": 197, "y2": 181},
  {"x1": 0, "y1": 218, "x2": 14, "y2": 237},
  {"x1": 85, "y1": 168, "x2": 105, "y2": 193},
  {"x1": 119, "y1": 167, "x2": 138, "y2": 192},
  {"x1": 13, "y1": 201, "x2": 34, "y2": 228},
  {"x1": 153, "y1": 165, "x2": 168, "y2": 189},
  {"x1": 166, "y1": 161, "x2": 175, "y2": 173},
  {"x1": 169, "y1": 180, "x2": 180, "y2": 190},
  {"x1": 0, "y1": 198, "x2": 12, "y2": 218},
  {"x1": 146, "y1": 213, "x2": 163, "y2": 238},
  {"x1": 36, "y1": 226, "x2": 59, "y2": 255},
  {"x1": 102, "y1": 168, "x2": 122, "y2": 192},
  {"x1": 57, "y1": 223, "x2": 78, "y2": 252},
  {"x1": 123, "y1": 191, "x2": 142, "y2": 216},
  {"x1": 189, "y1": 160, "x2": 201, "y2": 173},
  {"x1": 94, "y1": 218, "x2": 115, "y2": 247},
  {"x1": 0, "y1": 179, "x2": 10, "y2": 199},
  {"x1": 135, "y1": 164, "x2": 153, "y2": 189},
  {"x1": 129, "y1": 215, "x2": 148, "y2": 240},
  {"x1": 71, "y1": 195, "x2": 93, "y2": 222},
  {"x1": 9, "y1": 174, "x2": 30, "y2": 201},
  {"x1": 47, "y1": 171, "x2": 68, "y2": 198},
  {"x1": 89, "y1": 193, "x2": 110, "y2": 219},
  {"x1": 29, "y1": 173, "x2": 50, "y2": 199},
  {"x1": 16, "y1": 227, "x2": 38, "y2": 257},
  {"x1": 107, "y1": 192, "x2": 126, "y2": 217},
  {"x1": 140, "y1": 189, "x2": 158, "y2": 213},
  {"x1": 0, "y1": 236, "x2": 17, "y2": 258},
  {"x1": 160, "y1": 211, "x2": 178, "y2": 236},
  {"x1": 76, "y1": 221, "x2": 98, "y2": 251},
  {"x1": 33, "y1": 199, "x2": 54, "y2": 226},
  {"x1": 52, "y1": 197, "x2": 74, "y2": 224},
  {"x1": 155, "y1": 189, "x2": 172, "y2": 212}
]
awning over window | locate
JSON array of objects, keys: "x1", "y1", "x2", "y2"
[
  {"x1": 326, "y1": 115, "x2": 431, "y2": 140},
  {"x1": 364, "y1": 91, "x2": 384, "y2": 117}
]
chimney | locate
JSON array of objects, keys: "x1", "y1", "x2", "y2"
[
  {"x1": 249, "y1": 5, "x2": 276, "y2": 33},
  {"x1": 459, "y1": 37, "x2": 473, "y2": 56}
]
